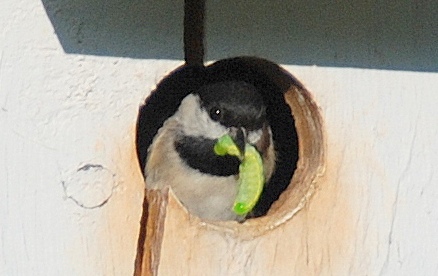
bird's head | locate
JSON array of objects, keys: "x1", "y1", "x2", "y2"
[
  {"x1": 173, "y1": 80, "x2": 274, "y2": 177},
  {"x1": 200, "y1": 80, "x2": 269, "y2": 153}
]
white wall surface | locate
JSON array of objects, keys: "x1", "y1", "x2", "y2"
[
  {"x1": 0, "y1": 1, "x2": 168, "y2": 274},
  {"x1": 295, "y1": 68, "x2": 438, "y2": 275},
  {"x1": 1, "y1": 0, "x2": 438, "y2": 275}
]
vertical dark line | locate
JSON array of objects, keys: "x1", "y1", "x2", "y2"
[
  {"x1": 133, "y1": 191, "x2": 149, "y2": 276},
  {"x1": 184, "y1": 0, "x2": 206, "y2": 66}
]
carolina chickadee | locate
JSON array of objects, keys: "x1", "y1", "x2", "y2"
[
  {"x1": 146, "y1": 80, "x2": 276, "y2": 221},
  {"x1": 136, "y1": 57, "x2": 298, "y2": 221}
]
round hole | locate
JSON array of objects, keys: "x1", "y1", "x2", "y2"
[{"x1": 135, "y1": 57, "x2": 325, "y2": 237}]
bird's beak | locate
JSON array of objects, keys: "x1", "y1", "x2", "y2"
[{"x1": 229, "y1": 127, "x2": 247, "y2": 157}]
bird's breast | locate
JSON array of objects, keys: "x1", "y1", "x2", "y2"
[{"x1": 145, "y1": 118, "x2": 242, "y2": 221}]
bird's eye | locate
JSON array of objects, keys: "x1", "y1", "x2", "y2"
[{"x1": 209, "y1": 107, "x2": 222, "y2": 121}]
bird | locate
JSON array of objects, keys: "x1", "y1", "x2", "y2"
[
  {"x1": 136, "y1": 57, "x2": 298, "y2": 221},
  {"x1": 145, "y1": 80, "x2": 276, "y2": 221}
]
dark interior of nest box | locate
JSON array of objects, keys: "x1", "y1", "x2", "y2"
[{"x1": 135, "y1": 56, "x2": 302, "y2": 219}]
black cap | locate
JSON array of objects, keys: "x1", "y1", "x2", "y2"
[{"x1": 197, "y1": 81, "x2": 266, "y2": 131}]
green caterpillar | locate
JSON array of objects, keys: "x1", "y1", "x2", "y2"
[{"x1": 214, "y1": 135, "x2": 265, "y2": 216}]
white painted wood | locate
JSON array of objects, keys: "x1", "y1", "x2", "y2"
[
  {"x1": 1, "y1": 0, "x2": 438, "y2": 275},
  {"x1": 139, "y1": 68, "x2": 438, "y2": 276},
  {"x1": 294, "y1": 67, "x2": 438, "y2": 275},
  {"x1": 0, "y1": 1, "x2": 177, "y2": 275}
]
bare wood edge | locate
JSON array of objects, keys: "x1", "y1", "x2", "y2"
[
  {"x1": 137, "y1": 188, "x2": 169, "y2": 276},
  {"x1": 133, "y1": 190, "x2": 148, "y2": 276},
  {"x1": 269, "y1": 85, "x2": 327, "y2": 222}
]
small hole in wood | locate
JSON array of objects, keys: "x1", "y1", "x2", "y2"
[{"x1": 135, "y1": 57, "x2": 325, "y2": 239}]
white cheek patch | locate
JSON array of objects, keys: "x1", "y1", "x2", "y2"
[
  {"x1": 247, "y1": 129, "x2": 263, "y2": 144},
  {"x1": 175, "y1": 94, "x2": 228, "y2": 139}
]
